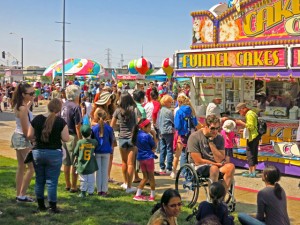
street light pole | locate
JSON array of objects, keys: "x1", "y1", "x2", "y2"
[{"x1": 9, "y1": 32, "x2": 24, "y2": 80}]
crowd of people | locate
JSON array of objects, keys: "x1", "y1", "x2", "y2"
[{"x1": 5, "y1": 77, "x2": 291, "y2": 224}]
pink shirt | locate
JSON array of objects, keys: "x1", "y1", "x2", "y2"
[{"x1": 220, "y1": 130, "x2": 235, "y2": 148}]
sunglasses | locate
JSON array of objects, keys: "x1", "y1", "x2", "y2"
[
  {"x1": 209, "y1": 126, "x2": 220, "y2": 131},
  {"x1": 168, "y1": 202, "x2": 183, "y2": 208},
  {"x1": 25, "y1": 92, "x2": 35, "y2": 96}
]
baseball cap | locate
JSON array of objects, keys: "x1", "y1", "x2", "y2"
[
  {"x1": 235, "y1": 102, "x2": 247, "y2": 113},
  {"x1": 80, "y1": 125, "x2": 92, "y2": 138}
]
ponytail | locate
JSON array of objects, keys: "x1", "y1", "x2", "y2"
[
  {"x1": 96, "y1": 108, "x2": 107, "y2": 137},
  {"x1": 150, "y1": 203, "x2": 162, "y2": 215},
  {"x1": 41, "y1": 112, "x2": 56, "y2": 142},
  {"x1": 262, "y1": 165, "x2": 282, "y2": 200},
  {"x1": 98, "y1": 117, "x2": 104, "y2": 137},
  {"x1": 41, "y1": 98, "x2": 62, "y2": 143},
  {"x1": 274, "y1": 183, "x2": 282, "y2": 200},
  {"x1": 131, "y1": 118, "x2": 150, "y2": 145},
  {"x1": 131, "y1": 124, "x2": 139, "y2": 145}
]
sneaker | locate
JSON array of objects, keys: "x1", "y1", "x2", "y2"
[
  {"x1": 78, "y1": 192, "x2": 86, "y2": 198},
  {"x1": 16, "y1": 196, "x2": 35, "y2": 203},
  {"x1": 166, "y1": 170, "x2": 172, "y2": 175},
  {"x1": 159, "y1": 169, "x2": 166, "y2": 175},
  {"x1": 148, "y1": 196, "x2": 155, "y2": 202},
  {"x1": 97, "y1": 192, "x2": 103, "y2": 196},
  {"x1": 126, "y1": 186, "x2": 137, "y2": 193},
  {"x1": 120, "y1": 183, "x2": 128, "y2": 189},
  {"x1": 249, "y1": 173, "x2": 257, "y2": 178},
  {"x1": 133, "y1": 195, "x2": 148, "y2": 201},
  {"x1": 170, "y1": 171, "x2": 176, "y2": 179}
]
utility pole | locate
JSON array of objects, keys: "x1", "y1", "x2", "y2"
[
  {"x1": 105, "y1": 48, "x2": 111, "y2": 68},
  {"x1": 120, "y1": 54, "x2": 124, "y2": 68},
  {"x1": 55, "y1": 0, "x2": 70, "y2": 88}
]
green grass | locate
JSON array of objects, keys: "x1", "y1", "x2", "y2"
[{"x1": 0, "y1": 156, "x2": 241, "y2": 225}]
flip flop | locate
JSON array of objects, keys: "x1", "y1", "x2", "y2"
[{"x1": 132, "y1": 179, "x2": 142, "y2": 183}]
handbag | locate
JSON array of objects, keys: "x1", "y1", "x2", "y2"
[{"x1": 24, "y1": 151, "x2": 33, "y2": 164}]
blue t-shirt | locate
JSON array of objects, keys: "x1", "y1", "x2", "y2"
[
  {"x1": 91, "y1": 123, "x2": 114, "y2": 154},
  {"x1": 136, "y1": 130, "x2": 156, "y2": 161}
]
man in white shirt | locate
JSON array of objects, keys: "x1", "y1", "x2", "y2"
[{"x1": 206, "y1": 95, "x2": 222, "y2": 118}]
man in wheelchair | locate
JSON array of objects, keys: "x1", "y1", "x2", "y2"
[{"x1": 187, "y1": 115, "x2": 235, "y2": 190}]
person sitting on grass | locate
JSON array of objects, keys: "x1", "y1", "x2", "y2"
[
  {"x1": 196, "y1": 182, "x2": 234, "y2": 225},
  {"x1": 238, "y1": 165, "x2": 290, "y2": 225},
  {"x1": 131, "y1": 119, "x2": 157, "y2": 202},
  {"x1": 147, "y1": 189, "x2": 182, "y2": 225},
  {"x1": 73, "y1": 125, "x2": 98, "y2": 197}
]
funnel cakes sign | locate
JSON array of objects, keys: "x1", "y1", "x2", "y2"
[
  {"x1": 178, "y1": 48, "x2": 286, "y2": 69},
  {"x1": 191, "y1": 0, "x2": 300, "y2": 49}
]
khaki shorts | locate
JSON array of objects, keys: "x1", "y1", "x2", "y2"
[
  {"x1": 11, "y1": 132, "x2": 32, "y2": 150},
  {"x1": 62, "y1": 134, "x2": 78, "y2": 166}
]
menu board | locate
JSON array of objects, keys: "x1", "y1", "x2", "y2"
[
  {"x1": 244, "y1": 79, "x2": 255, "y2": 101},
  {"x1": 200, "y1": 83, "x2": 215, "y2": 105}
]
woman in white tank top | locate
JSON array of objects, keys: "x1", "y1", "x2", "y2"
[{"x1": 11, "y1": 82, "x2": 35, "y2": 202}]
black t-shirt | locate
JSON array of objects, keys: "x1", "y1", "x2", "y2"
[
  {"x1": 60, "y1": 101, "x2": 82, "y2": 135},
  {"x1": 31, "y1": 115, "x2": 67, "y2": 150}
]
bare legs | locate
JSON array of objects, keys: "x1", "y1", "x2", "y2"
[
  {"x1": 172, "y1": 141, "x2": 183, "y2": 176},
  {"x1": 108, "y1": 153, "x2": 113, "y2": 181},
  {"x1": 16, "y1": 148, "x2": 34, "y2": 197},
  {"x1": 64, "y1": 165, "x2": 78, "y2": 190},
  {"x1": 119, "y1": 147, "x2": 136, "y2": 188}
]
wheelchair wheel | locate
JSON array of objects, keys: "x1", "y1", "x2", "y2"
[
  {"x1": 224, "y1": 180, "x2": 236, "y2": 212},
  {"x1": 175, "y1": 164, "x2": 199, "y2": 208}
]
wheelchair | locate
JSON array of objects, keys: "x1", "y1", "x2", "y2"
[{"x1": 175, "y1": 163, "x2": 236, "y2": 214}]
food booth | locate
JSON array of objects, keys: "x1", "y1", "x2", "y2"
[{"x1": 174, "y1": 0, "x2": 300, "y2": 175}]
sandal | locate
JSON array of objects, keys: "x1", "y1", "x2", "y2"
[
  {"x1": 108, "y1": 178, "x2": 115, "y2": 183},
  {"x1": 132, "y1": 179, "x2": 142, "y2": 183},
  {"x1": 70, "y1": 189, "x2": 79, "y2": 193},
  {"x1": 65, "y1": 187, "x2": 71, "y2": 191}
]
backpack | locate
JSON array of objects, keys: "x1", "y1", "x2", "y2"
[
  {"x1": 257, "y1": 118, "x2": 267, "y2": 135},
  {"x1": 184, "y1": 116, "x2": 196, "y2": 133}
]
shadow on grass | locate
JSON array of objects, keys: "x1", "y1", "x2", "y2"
[{"x1": 0, "y1": 157, "x2": 193, "y2": 225}]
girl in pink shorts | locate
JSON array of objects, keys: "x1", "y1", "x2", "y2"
[{"x1": 131, "y1": 118, "x2": 157, "y2": 202}]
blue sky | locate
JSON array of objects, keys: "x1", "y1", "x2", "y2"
[{"x1": 0, "y1": 0, "x2": 222, "y2": 68}]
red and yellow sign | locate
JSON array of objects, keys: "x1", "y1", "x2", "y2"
[
  {"x1": 191, "y1": 0, "x2": 300, "y2": 48},
  {"x1": 178, "y1": 48, "x2": 286, "y2": 69},
  {"x1": 292, "y1": 48, "x2": 300, "y2": 68}
]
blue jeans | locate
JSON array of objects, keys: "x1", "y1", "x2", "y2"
[
  {"x1": 159, "y1": 133, "x2": 174, "y2": 171},
  {"x1": 32, "y1": 149, "x2": 62, "y2": 202},
  {"x1": 238, "y1": 213, "x2": 266, "y2": 225}
]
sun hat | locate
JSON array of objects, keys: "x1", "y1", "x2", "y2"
[
  {"x1": 235, "y1": 102, "x2": 247, "y2": 113},
  {"x1": 95, "y1": 91, "x2": 113, "y2": 105},
  {"x1": 222, "y1": 120, "x2": 236, "y2": 133}
]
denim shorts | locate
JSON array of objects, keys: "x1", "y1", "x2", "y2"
[
  {"x1": 11, "y1": 132, "x2": 32, "y2": 150},
  {"x1": 119, "y1": 138, "x2": 134, "y2": 150}
]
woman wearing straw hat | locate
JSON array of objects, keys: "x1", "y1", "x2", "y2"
[{"x1": 90, "y1": 91, "x2": 117, "y2": 183}]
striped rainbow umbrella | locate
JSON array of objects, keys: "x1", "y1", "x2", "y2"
[{"x1": 43, "y1": 58, "x2": 105, "y2": 77}]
